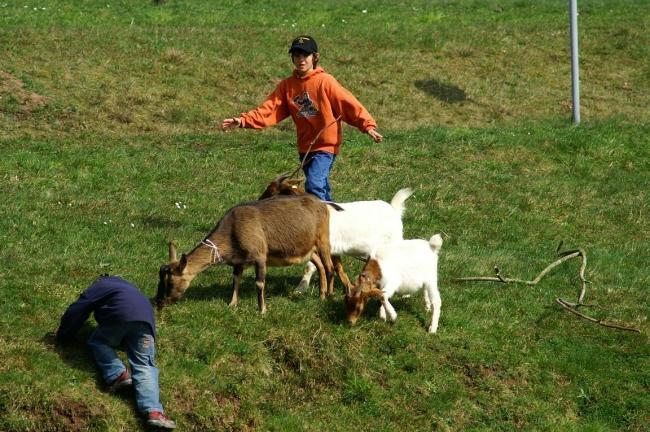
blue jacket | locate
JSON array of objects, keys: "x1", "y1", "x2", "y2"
[{"x1": 56, "y1": 275, "x2": 156, "y2": 341}]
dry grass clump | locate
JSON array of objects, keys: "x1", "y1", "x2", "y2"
[
  {"x1": 0, "y1": 70, "x2": 48, "y2": 116},
  {"x1": 160, "y1": 48, "x2": 190, "y2": 65}
]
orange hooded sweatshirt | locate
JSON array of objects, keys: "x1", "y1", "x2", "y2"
[{"x1": 239, "y1": 67, "x2": 377, "y2": 155}]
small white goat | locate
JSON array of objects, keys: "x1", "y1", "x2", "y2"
[
  {"x1": 345, "y1": 234, "x2": 443, "y2": 334},
  {"x1": 296, "y1": 188, "x2": 413, "y2": 293}
]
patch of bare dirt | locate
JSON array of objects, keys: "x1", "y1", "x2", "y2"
[
  {"x1": 50, "y1": 397, "x2": 97, "y2": 432},
  {"x1": 19, "y1": 397, "x2": 99, "y2": 432},
  {"x1": 0, "y1": 70, "x2": 48, "y2": 115}
]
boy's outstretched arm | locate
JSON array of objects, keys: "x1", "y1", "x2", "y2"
[
  {"x1": 323, "y1": 76, "x2": 382, "y2": 143},
  {"x1": 222, "y1": 84, "x2": 290, "y2": 132}
]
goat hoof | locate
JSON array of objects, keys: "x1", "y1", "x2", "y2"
[{"x1": 295, "y1": 280, "x2": 309, "y2": 294}]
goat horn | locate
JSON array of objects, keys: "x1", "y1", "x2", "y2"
[
  {"x1": 168, "y1": 241, "x2": 177, "y2": 262},
  {"x1": 275, "y1": 172, "x2": 291, "y2": 183}
]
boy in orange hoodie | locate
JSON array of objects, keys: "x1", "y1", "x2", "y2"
[{"x1": 222, "y1": 35, "x2": 382, "y2": 201}]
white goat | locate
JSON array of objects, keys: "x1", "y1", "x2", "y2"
[
  {"x1": 296, "y1": 188, "x2": 413, "y2": 294},
  {"x1": 345, "y1": 234, "x2": 443, "y2": 334}
]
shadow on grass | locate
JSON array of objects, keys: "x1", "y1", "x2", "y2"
[
  {"x1": 321, "y1": 294, "x2": 350, "y2": 325},
  {"x1": 181, "y1": 274, "x2": 311, "y2": 304},
  {"x1": 414, "y1": 79, "x2": 468, "y2": 103},
  {"x1": 333, "y1": 294, "x2": 430, "y2": 329},
  {"x1": 42, "y1": 328, "x2": 145, "y2": 425},
  {"x1": 179, "y1": 273, "x2": 358, "y2": 327},
  {"x1": 42, "y1": 326, "x2": 96, "y2": 376},
  {"x1": 396, "y1": 295, "x2": 430, "y2": 329}
]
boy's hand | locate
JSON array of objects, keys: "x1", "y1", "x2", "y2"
[
  {"x1": 367, "y1": 128, "x2": 383, "y2": 143},
  {"x1": 221, "y1": 117, "x2": 242, "y2": 131},
  {"x1": 43, "y1": 331, "x2": 58, "y2": 347},
  {"x1": 50, "y1": 328, "x2": 69, "y2": 346}
]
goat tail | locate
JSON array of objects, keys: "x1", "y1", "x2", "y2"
[
  {"x1": 429, "y1": 234, "x2": 443, "y2": 252},
  {"x1": 325, "y1": 201, "x2": 345, "y2": 212},
  {"x1": 389, "y1": 187, "x2": 413, "y2": 216}
]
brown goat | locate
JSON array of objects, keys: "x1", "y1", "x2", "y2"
[
  {"x1": 157, "y1": 195, "x2": 335, "y2": 313},
  {"x1": 258, "y1": 174, "x2": 354, "y2": 295},
  {"x1": 258, "y1": 173, "x2": 305, "y2": 200}
]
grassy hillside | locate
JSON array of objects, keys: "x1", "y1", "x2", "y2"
[
  {"x1": 1, "y1": 1, "x2": 648, "y2": 431},
  {"x1": 2, "y1": 0, "x2": 649, "y2": 137}
]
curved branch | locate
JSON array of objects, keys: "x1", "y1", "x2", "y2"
[
  {"x1": 556, "y1": 298, "x2": 640, "y2": 333},
  {"x1": 454, "y1": 246, "x2": 641, "y2": 334},
  {"x1": 455, "y1": 250, "x2": 586, "y2": 292}
]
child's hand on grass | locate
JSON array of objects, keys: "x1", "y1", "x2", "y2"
[{"x1": 221, "y1": 117, "x2": 242, "y2": 131}]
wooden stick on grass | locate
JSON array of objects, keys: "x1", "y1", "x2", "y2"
[
  {"x1": 556, "y1": 298, "x2": 640, "y2": 333},
  {"x1": 455, "y1": 244, "x2": 640, "y2": 333}
]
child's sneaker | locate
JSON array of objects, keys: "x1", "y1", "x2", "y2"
[
  {"x1": 147, "y1": 411, "x2": 176, "y2": 429},
  {"x1": 108, "y1": 370, "x2": 132, "y2": 393}
]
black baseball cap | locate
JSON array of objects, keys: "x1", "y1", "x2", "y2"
[{"x1": 289, "y1": 35, "x2": 318, "y2": 54}]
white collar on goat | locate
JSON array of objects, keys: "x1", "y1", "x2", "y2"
[{"x1": 201, "y1": 239, "x2": 223, "y2": 264}]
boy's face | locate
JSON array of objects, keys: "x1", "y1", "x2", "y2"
[{"x1": 291, "y1": 50, "x2": 316, "y2": 76}]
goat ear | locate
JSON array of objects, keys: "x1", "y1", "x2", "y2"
[
  {"x1": 179, "y1": 253, "x2": 188, "y2": 273},
  {"x1": 268, "y1": 182, "x2": 280, "y2": 193},
  {"x1": 168, "y1": 241, "x2": 177, "y2": 262}
]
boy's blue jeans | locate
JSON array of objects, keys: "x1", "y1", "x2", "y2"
[
  {"x1": 87, "y1": 321, "x2": 163, "y2": 414},
  {"x1": 300, "y1": 151, "x2": 336, "y2": 201}
]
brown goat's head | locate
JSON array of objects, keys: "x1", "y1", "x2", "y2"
[
  {"x1": 258, "y1": 173, "x2": 305, "y2": 200},
  {"x1": 344, "y1": 260, "x2": 384, "y2": 325},
  {"x1": 156, "y1": 242, "x2": 193, "y2": 309}
]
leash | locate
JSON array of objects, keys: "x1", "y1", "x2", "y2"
[
  {"x1": 201, "y1": 239, "x2": 223, "y2": 264},
  {"x1": 289, "y1": 115, "x2": 342, "y2": 179}
]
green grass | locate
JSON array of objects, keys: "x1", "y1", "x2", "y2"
[
  {"x1": 1, "y1": 1, "x2": 649, "y2": 431},
  {"x1": 1, "y1": 0, "x2": 649, "y2": 136}
]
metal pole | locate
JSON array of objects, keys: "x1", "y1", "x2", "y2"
[{"x1": 569, "y1": 0, "x2": 580, "y2": 124}]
